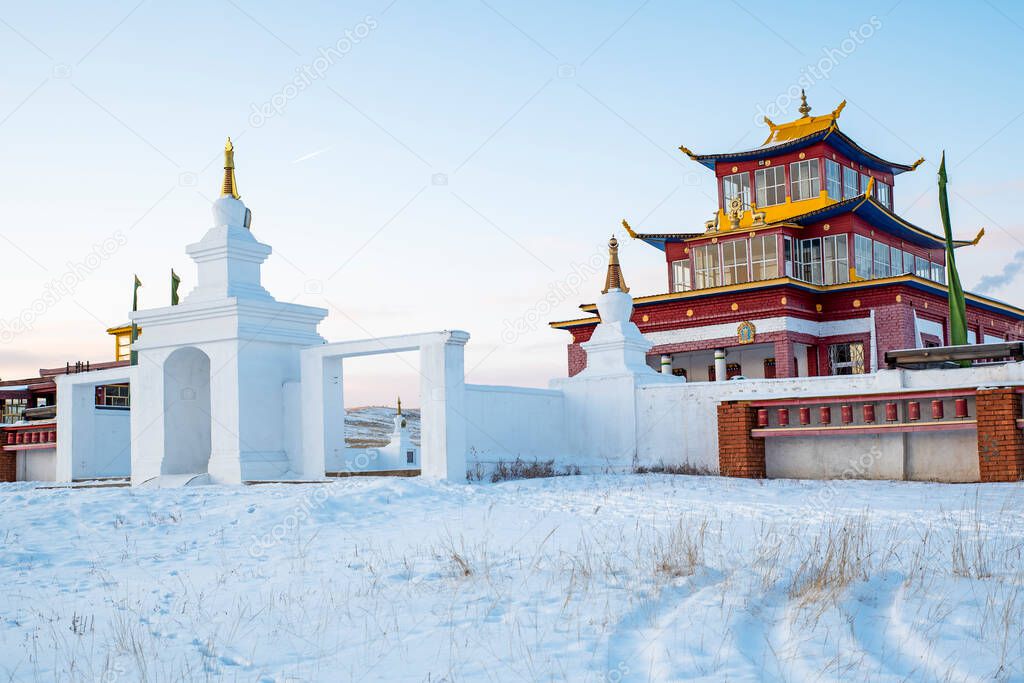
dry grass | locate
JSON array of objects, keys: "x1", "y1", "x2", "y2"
[{"x1": 634, "y1": 461, "x2": 714, "y2": 476}]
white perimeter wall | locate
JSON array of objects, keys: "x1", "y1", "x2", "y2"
[
  {"x1": 464, "y1": 384, "x2": 569, "y2": 468},
  {"x1": 635, "y1": 361, "x2": 1024, "y2": 478}
]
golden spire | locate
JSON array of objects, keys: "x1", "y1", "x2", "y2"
[
  {"x1": 221, "y1": 137, "x2": 240, "y2": 199},
  {"x1": 798, "y1": 89, "x2": 811, "y2": 118},
  {"x1": 601, "y1": 235, "x2": 629, "y2": 294},
  {"x1": 396, "y1": 396, "x2": 402, "y2": 416}
]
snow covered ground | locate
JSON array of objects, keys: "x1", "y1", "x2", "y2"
[{"x1": 0, "y1": 474, "x2": 1022, "y2": 681}]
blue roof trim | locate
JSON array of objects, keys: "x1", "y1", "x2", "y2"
[
  {"x1": 690, "y1": 129, "x2": 915, "y2": 175},
  {"x1": 788, "y1": 198, "x2": 949, "y2": 250}
]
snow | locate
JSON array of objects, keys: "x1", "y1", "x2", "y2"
[
  {"x1": 0, "y1": 474, "x2": 1022, "y2": 681},
  {"x1": 345, "y1": 406, "x2": 420, "y2": 448}
]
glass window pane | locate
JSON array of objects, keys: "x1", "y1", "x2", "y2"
[
  {"x1": 873, "y1": 241, "x2": 891, "y2": 278},
  {"x1": 825, "y1": 159, "x2": 842, "y2": 200},
  {"x1": 843, "y1": 167, "x2": 859, "y2": 199},
  {"x1": 790, "y1": 160, "x2": 820, "y2": 202},
  {"x1": 722, "y1": 172, "x2": 751, "y2": 210},
  {"x1": 916, "y1": 255, "x2": 930, "y2": 278},
  {"x1": 755, "y1": 166, "x2": 786, "y2": 207},
  {"x1": 855, "y1": 234, "x2": 873, "y2": 279}
]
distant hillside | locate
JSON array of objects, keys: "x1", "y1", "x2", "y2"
[{"x1": 345, "y1": 406, "x2": 420, "y2": 448}]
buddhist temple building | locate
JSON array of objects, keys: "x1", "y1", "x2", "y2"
[{"x1": 551, "y1": 92, "x2": 1024, "y2": 380}]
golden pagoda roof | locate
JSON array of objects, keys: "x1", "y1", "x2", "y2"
[
  {"x1": 678, "y1": 93, "x2": 923, "y2": 175},
  {"x1": 760, "y1": 95, "x2": 845, "y2": 146}
]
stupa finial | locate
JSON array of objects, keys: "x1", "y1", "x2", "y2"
[
  {"x1": 798, "y1": 89, "x2": 811, "y2": 118},
  {"x1": 601, "y1": 235, "x2": 629, "y2": 294},
  {"x1": 221, "y1": 137, "x2": 240, "y2": 199},
  {"x1": 397, "y1": 396, "x2": 402, "y2": 416}
]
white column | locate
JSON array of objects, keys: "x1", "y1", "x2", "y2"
[
  {"x1": 660, "y1": 354, "x2": 672, "y2": 375},
  {"x1": 299, "y1": 351, "x2": 344, "y2": 479},
  {"x1": 419, "y1": 331, "x2": 469, "y2": 481},
  {"x1": 714, "y1": 349, "x2": 727, "y2": 382}
]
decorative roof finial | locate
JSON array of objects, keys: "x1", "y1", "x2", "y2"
[
  {"x1": 601, "y1": 235, "x2": 629, "y2": 294},
  {"x1": 798, "y1": 89, "x2": 811, "y2": 118},
  {"x1": 221, "y1": 137, "x2": 240, "y2": 199},
  {"x1": 396, "y1": 396, "x2": 402, "y2": 416}
]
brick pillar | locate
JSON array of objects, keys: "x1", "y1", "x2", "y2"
[
  {"x1": 567, "y1": 343, "x2": 586, "y2": 377},
  {"x1": 717, "y1": 401, "x2": 765, "y2": 478},
  {"x1": 976, "y1": 388, "x2": 1024, "y2": 482},
  {"x1": 0, "y1": 451, "x2": 14, "y2": 482},
  {"x1": 773, "y1": 337, "x2": 795, "y2": 378}
]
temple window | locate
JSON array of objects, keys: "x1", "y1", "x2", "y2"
[
  {"x1": 861, "y1": 173, "x2": 871, "y2": 194},
  {"x1": 751, "y1": 235, "x2": 778, "y2": 280},
  {"x1": 903, "y1": 251, "x2": 916, "y2": 275},
  {"x1": 825, "y1": 159, "x2": 842, "y2": 200},
  {"x1": 829, "y1": 342, "x2": 866, "y2": 375},
  {"x1": 721, "y1": 240, "x2": 750, "y2": 285},
  {"x1": 873, "y1": 240, "x2": 891, "y2": 278},
  {"x1": 790, "y1": 160, "x2": 820, "y2": 201},
  {"x1": 783, "y1": 235, "x2": 795, "y2": 277},
  {"x1": 967, "y1": 329, "x2": 978, "y2": 344},
  {"x1": 915, "y1": 255, "x2": 930, "y2": 279},
  {"x1": 95, "y1": 384, "x2": 130, "y2": 409},
  {"x1": 796, "y1": 238, "x2": 823, "y2": 284},
  {"x1": 854, "y1": 234, "x2": 873, "y2": 279},
  {"x1": 843, "y1": 166, "x2": 859, "y2": 199},
  {"x1": 876, "y1": 180, "x2": 892, "y2": 209},
  {"x1": 2, "y1": 398, "x2": 27, "y2": 424},
  {"x1": 755, "y1": 166, "x2": 786, "y2": 207},
  {"x1": 671, "y1": 259, "x2": 692, "y2": 292},
  {"x1": 931, "y1": 262, "x2": 946, "y2": 284},
  {"x1": 692, "y1": 244, "x2": 721, "y2": 289},
  {"x1": 722, "y1": 172, "x2": 751, "y2": 210},
  {"x1": 823, "y1": 234, "x2": 850, "y2": 284},
  {"x1": 889, "y1": 245, "x2": 904, "y2": 275}
]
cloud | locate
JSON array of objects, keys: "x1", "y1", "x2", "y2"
[
  {"x1": 974, "y1": 249, "x2": 1024, "y2": 294},
  {"x1": 291, "y1": 146, "x2": 332, "y2": 164}
]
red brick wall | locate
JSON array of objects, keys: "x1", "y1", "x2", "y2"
[
  {"x1": 976, "y1": 388, "x2": 1024, "y2": 482},
  {"x1": 717, "y1": 401, "x2": 765, "y2": 478},
  {"x1": 567, "y1": 343, "x2": 587, "y2": 377},
  {"x1": 873, "y1": 303, "x2": 918, "y2": 366},
  {"x1": 0, "y1": 452, "x2": 15, "y2": 483}
]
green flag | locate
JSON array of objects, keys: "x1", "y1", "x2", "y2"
[
  {"x1": 131, "y1": 275, "x2": 142, "y2": 366},
  {"x1": 171, "y1": 269, "x2": 180, "y2": 306},
  {"x1": 938, "y1": 152, "x2": 968, "y2": 348},
  {"x1": 132, "y1": 275, "x2": 142, "y2": 312}
]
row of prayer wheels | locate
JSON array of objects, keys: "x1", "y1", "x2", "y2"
[
  {"x1": 4, "y1": 429, "x2": 55, "y2": 444},
  {"x1": 757, "y1": 398, "x2": 970, "y2": 427}
]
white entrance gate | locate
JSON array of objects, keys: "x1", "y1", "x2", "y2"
[{"x1": 299, "y1": 330, "x2": 470, "y2": 481}]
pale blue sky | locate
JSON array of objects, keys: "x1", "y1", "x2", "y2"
[{"x1": 1, "y1": 1, "x2": 1023, "y2": 404}]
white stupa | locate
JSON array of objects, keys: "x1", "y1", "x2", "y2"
[{"x1": 131, "y1": 139, "x2": 328, "y2": 485}]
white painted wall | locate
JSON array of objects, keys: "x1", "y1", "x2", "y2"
[
  {"x1": 18, "y1": 449, "x2": 56, "y2": 481},
  {"x1": 464, "y1": 384, "x2": 569, "y2": 469}
]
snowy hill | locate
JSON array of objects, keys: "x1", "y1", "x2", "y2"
[
  {"x1": 345, "y1": 405, "x2": 420, "y2": 448},
  {"x1": 0, "y1": 475, "x2": 1022, "y2": 681}
]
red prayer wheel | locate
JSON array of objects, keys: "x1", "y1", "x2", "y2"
[
  {"x1": 908, "y1": 401, "x2": 921, "y2": 421},
  {"x1": 31, "y1": 432, "x2": 39, "y2": 444},
  {"x1": 841, "y1": 404, "x2": 854, "y2": 424},
  {"x1": 778, "y1": 408, "x2": 790, "y2": 427},
  {"x1": 5, "y1": 432, "x2": 13, "y2": 444},
  {"x1": 885, "y1": 402, "x2": 899, "y2": 422},
  {"x1": 757, "y1": 409, "x2": 769, "y2": 427},
  {"x1": 799, "y1": 407, "x2": 811, "y2": 425},
  {"x1": 819, "y1": 406, "x2": 832, "y2": 425},
  {"x1": 931, "y1": 400, "x2": 945, "y2": 420},
  {"x1": 862, "y1": 404, "x2": 876, "y2": 424},
  {"x1": 955, "y1": 398, "x2": 969, "y2": 419}
]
